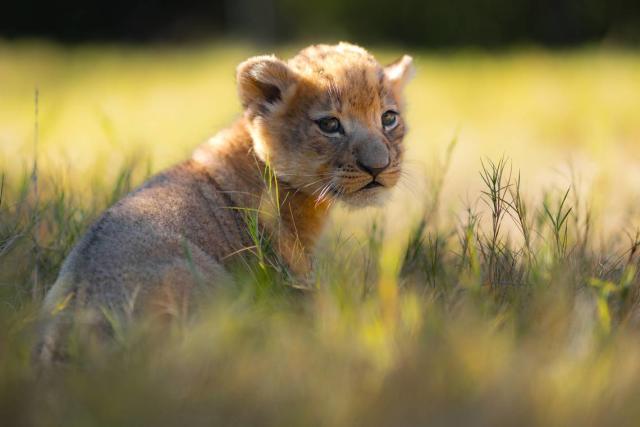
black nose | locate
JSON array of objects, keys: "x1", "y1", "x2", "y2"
[{"x1": 356, "y1": 159, "x2": 390, "y2": 178}]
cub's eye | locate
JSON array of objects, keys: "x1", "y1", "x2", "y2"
[
  {"x1": 381, "y1": 110, "x2": 399, "y2": 130},
  {"x1": 316, "y1": 117, "x2": 343, "y2": 136}
]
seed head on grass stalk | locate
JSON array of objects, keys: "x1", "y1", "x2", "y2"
[
  {"x1": 507, "y1": 172, "x2": 535, "y2": 266},
  {"x1": 543, "y1": 187, "x2": 572, "y2": 262},
  {"x1": 457, "y1": 207, "x2": 481, "y2": 277},
  {"x1": 479, "y1": 157, "x2": 513, "y2": 287}
]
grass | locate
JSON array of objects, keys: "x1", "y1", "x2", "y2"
[{"x1": 2, "y1": 41, "x2": 640, "y2": 426}]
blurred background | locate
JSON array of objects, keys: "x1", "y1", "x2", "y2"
[
  {"x1": 2, "y1": 3, "x2": 640, "y2": 426},
  {"x1": 2, "y1": 0, "x2": 640, "y2": 47}
]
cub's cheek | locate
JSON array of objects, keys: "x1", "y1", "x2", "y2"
[{"x1": 378, "y1": 172, "x2": 401, "y2": 188}]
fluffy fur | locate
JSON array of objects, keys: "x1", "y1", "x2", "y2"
[{"x1": 36, "y1": 42, "x2": 414, "y2": 363}]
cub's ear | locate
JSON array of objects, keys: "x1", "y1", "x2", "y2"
[
  {"x1": 384, "y1": 55, "x2": 415, "y2": 92},
  {"x1": 236, "y1": 55, "x2": 297, "y2": 112}
]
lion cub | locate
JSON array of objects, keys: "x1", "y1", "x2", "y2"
[{"x1": 37, "y1": 43, "x2": 414, "y2": 362}]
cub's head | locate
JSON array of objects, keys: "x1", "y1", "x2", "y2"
[{"x1": 237, "y1": 42, "x2": 414, "y2": 207}]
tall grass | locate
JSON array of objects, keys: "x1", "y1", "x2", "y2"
[{"x1": 2, "y1": 148, "x2": 640, "y2": 425}]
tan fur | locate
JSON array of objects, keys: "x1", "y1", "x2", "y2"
[{"x1": 36, "y1": 43, "x2": 414, "y2": 363}]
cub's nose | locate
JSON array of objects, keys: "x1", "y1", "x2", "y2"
[
  {"x1": 354, "y1": 135, "x2": 390, "y2": 178},
  {"x1": 356, "y1": 139, "x2": 390, "y2": 178},
  {"x1": 356, "y1": 159, "x2": 390, "y2": 178}
]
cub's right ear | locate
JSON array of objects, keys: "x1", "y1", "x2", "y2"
[{"x1": 236, "y1": 55, "x2": 297, "y2": 112}]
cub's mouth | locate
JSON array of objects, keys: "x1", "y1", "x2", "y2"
[{"x1": 360, "y1": 180, "x2": 385, "y2": 191}]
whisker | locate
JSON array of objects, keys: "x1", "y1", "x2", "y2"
[{"x1": 315, "y1": 180, "x2": 337, "y2": 207}]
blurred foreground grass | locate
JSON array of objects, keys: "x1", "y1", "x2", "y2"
[{"x1": 1, "y1": 41, "x2": 640, "y2": 426}]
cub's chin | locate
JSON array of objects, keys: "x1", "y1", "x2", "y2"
[{"x1": 338, "y1": 185, "x2": 393, "y2": 208}]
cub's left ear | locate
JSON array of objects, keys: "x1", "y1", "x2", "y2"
[
  {"x1": 236, "y1": 55, "x2": 298, "y2": 113},
  {"x1": 384, "y1": 55, "x2": 415, "y2": 92}
]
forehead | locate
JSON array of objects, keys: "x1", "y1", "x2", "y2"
[{"x1": 289, "y1": 45, "x2": 395, "y2": 113}]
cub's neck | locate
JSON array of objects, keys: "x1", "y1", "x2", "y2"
[{"x1": 191, "y1": 118, "x2": 330, "y2": 275}]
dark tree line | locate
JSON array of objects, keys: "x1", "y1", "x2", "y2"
[{"x1": 1, "y1": 0, "x2": 638, "y2": 47}]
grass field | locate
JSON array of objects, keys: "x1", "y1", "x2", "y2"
[{"x1": 2, "y1": 41, "x2": 640, "y2": 426}]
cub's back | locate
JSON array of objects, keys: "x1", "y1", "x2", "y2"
[{"x1": 43, "y1": 161, "x2": 247, "y2": 322}]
